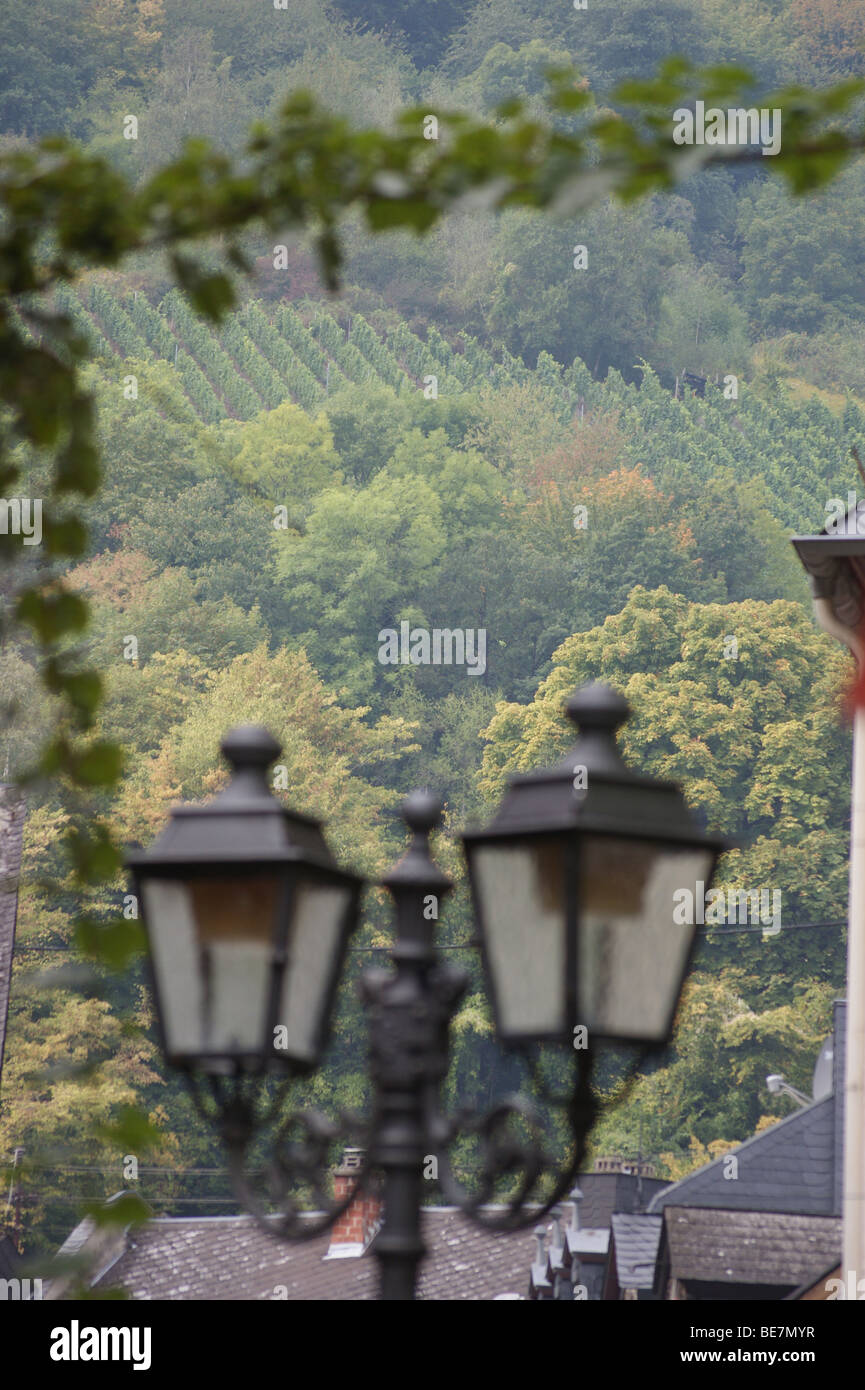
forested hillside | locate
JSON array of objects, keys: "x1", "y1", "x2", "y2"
[{"x1": 2, "y1": 0, "x2": 865, "y2": 1252}]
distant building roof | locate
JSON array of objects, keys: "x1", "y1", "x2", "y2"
[
  {"x1": 525, "y1": 1168, "x2": 662, "y2": 1299},
  {"x1": 83, "y1": 1209, "x2": 537, "y2": 1301},
  {"x1": 608, "y1": 1213, "x2": 663, "y2": 1290},
  {"x1": 662, "y1": 1206, "x2": 841, "y2": 1290},
  {"x1": 574, "y1": 1171, "x2": 667, "y2": 1227},
  {"x1": 649, "y1": 1000, "x2": 845, "y2": 1219}
]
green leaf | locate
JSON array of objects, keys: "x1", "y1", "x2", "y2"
[
  {"x1": 65, "y1": 825, "x2": 124, "y2": 881},
  {"x1": 75, "y1": 916, "x2": 146, "y2": 970},
  {"x1": 96, "y1": 1106, "x2": 164, "y2": 1153},
  {"x1": 42, "y1": 514, "x2": 89, "y2": 557},
  {"x1": 55, "y1": 668, "x2": 103, "y2": 724},
  {"x1": 170, "y1": 254, "x2": 236, "y2": 321},
  {"x1": 72, "y1": 741, "x2": 124, "y2": 786},
  {"x1": 16, "y1": 588, "x2": 89, "y2": 642},
  {"x1": 55, "y1": 438, "x2": 101, "y2": 496},
  {"x1": 84, "y1": 1191, "x2": 151, "y2": 1229}
]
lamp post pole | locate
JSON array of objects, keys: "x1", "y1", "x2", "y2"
[{"x1": 362, "y1": 792, "x2": 466, "y2": 1301}]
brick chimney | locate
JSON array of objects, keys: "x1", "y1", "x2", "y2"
[
  {"x1": 593, "y1": 1154, "x2": 656, "y2": 1178},
  {"x1": 325, "y1": 1148, "x2": 382, "y2": 1259}
]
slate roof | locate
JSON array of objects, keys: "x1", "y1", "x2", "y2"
[
  {"x1": 91, "y1": 1209, "x2": 537, "y2": 1301},
  {"x1": 90, "y1": 1175, "x2": 659, "y2": 1302},
  {"x1": 609, "y1": 1213, "x2": 663, "y2": 1289},
  {"x1": 648, "y1": 1000, "x2": 845, "y2": 1219},
  {"x1": 648, "y1": 1097, "x2": 835, "y2": 1215},
  {"x1": 574, "y1": 1172, "x2": 667, "y2": 1227},
  {"x1": 662, "y1": 1206, "x2": 841, "y2": 1288}
]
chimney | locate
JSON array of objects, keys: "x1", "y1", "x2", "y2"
[
  {"x1": 529, "y1": 1224, "x2": 552, "y2": 1298},
  {"x1": 593, "y1": 1154, "x2": 655, "y2": 1178},
  {"x1": 593, "y1": 1155, "x2": 619, "y2": 1173},
  {"x1": 325, "y1": 1148, "x2": 382, "y2": 1259},
  {"x1": 568, "y1": 1185, "x2": 583, "y2": 1235}
]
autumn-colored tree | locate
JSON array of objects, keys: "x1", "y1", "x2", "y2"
[
  {"x1": 70, "y1": 555, "x2": 267, "y2": 670},
  {"x1": 790, "y1": 0, "x2": 865, "y2": 81},
  {"x1": 67, "y1": 549, "x2": 158, "y2": 611},
  {"x1": 520, "y1": 408, "x2": 631, "y2": 489},
  {"x1": 508, "y1": 465, "x2": 716, "y2": 624}
]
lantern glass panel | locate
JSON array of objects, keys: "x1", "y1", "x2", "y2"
[
  {"x1": 470, "y1": 838, "x2": 567, "y2": 1037},
  {"x1": 142, "y1": 874, "x2": 281, "y2": 1063},
  {"x1": 577, "y1": 839, "x2": 713, "y2": 1040},
  {"x1": 274, "y1": 878, "x2": 354, "y2": 1065}
]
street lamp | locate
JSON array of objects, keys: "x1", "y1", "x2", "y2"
[
  {"x1": 126, "y1": 725, "x2": 363, "y2": 1076},
  {"x1": 463, "y1": 683, "x2": 724, "y2": 1046},
  {"x1": 127, "y1": 683, "x2": 724, "y2": 1300}
]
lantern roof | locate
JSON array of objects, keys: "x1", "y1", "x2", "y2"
[
  {"x1": 464, "y1": 683, "x2": 727, "y2": 852},
  {"x1": 126, "y1": 725, "x2": 360, "y2": 881}
]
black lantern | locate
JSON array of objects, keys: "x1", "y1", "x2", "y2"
[
  {"x1": 462, "y1": 683, "x2": 726, "y2": 1046},
  {"x1": 126, "y1": 726, "x2": 363, "y2": 1075}
]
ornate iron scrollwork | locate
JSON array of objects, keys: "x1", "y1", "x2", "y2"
[{"x1": 184, "y1": 1070, "x2": 371, "y2": 1240}]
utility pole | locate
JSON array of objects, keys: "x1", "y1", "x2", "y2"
[
  {"x1": 11, "y1": 1147, "x2": 25, "y2": 1251},
  {"x1": 0, "y1": 784, "x2": 26, "y2": 1089},
  {"x1": 362, "y1": 794, "x2": 465, "y2": 1299}
]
